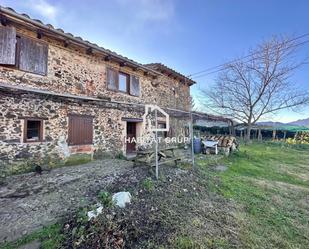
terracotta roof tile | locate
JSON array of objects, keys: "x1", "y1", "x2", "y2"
[
  {"x1": 145, "y1": 63, "x2": 195, "y2": 85},
  {"x1": 0, "y1": 6, "x2": 195, "y2": 84}
]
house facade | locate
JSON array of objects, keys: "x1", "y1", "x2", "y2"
[{"x1": 0, "y1": 7, "x2": 195, "y2": 174}]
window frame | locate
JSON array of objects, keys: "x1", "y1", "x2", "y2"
[
  {"x1": 106, "y1": 67, "x2": 140, "y2": 97},
  {"x1": 118, "y1": 71, "x2": 130, "y2": 93},
  {"x1": 23, "y1": 118, "x2": 44, "y2": 143}
]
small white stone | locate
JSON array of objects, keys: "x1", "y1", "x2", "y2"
[{"x1": 112, "y1": 192, "x2": 131, "y2": 208}]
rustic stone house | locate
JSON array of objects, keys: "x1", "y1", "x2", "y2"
[{"x1": 0, "y1": 7, "x2": 195, "y2": 174}]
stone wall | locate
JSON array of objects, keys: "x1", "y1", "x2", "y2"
[
  {"x1": 0, "y1": 91, "x2": 190, "y2": 174},
  {"x1": 0, "y1": 23, "x2": 191, "y2": 174},
  {"x1": 0, "y1": 25, "x2": 191, "y2": 111}
]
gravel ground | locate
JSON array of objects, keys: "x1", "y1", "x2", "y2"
[{"x1": 0, "y1": 159, "x2": 132, "y2": 242}]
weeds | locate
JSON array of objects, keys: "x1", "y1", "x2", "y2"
[
  {"x1": 173, "y1": 236, "x2": 202, "y2": 249},
  {"x1": 141, "y1": 177, "x2": 154, "y2": 191},
  {"x1": 115, "y1": 152, "x2": 127, "y2": 160},
  {"x1": 97, "y1": 191, "x2": 113, "y2": 207}
]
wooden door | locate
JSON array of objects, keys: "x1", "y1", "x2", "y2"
[{"x1": 126, "y1": 122, "x2": 136, "y2": 153}]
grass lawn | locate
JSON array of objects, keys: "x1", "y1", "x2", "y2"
[{"x1": 197, "y1": 142, "x2": 309, "y2": 249}]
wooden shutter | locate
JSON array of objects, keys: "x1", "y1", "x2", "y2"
[
  {"x1": 18, "y1": 36, "x2": 48, "y2": 75},
  {"x1": 0, "y1": 26, "x2": 16, "y2": 65},
  {"x1": 130, "y1": 75, "x2": 140, "y2": 96},
  {"x1": 107, "y1": 68, "x2": 118, "y2": 90},
  {"x1": 68, "y1": 115, "x2": 93, "y2": 145}
]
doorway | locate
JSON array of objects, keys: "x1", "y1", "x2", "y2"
[{"x1": 126, "y1": 122, "x2": 137, "y2": 153}]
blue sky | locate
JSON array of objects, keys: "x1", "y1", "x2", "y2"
[{"x1": 2, "y1": 0, "x2": 309, "y2": 122}]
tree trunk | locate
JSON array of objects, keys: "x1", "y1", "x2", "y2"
[
  {"x1": 272, "y1": 130, "x2": 276, "y2": 140},
  {"x1": 245, "y1": 124, "x2": 252, "y2": 142},
  {"x1": 258, "y1": 128, "x2": 262, "y2": 141}
]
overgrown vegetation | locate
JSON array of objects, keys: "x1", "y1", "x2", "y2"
[{"x1": 97, "y1": 191, "x2": 113, "y2": 207}]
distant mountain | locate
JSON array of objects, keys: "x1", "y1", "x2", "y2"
[
  {"x1": 256, "y1": 117, "x2": 309, "y2": 128},
  {"x1": 256, "y1": 121, "x2": 286, "y2": 127},
  {"x1": 288, "y1": 118, "x2": 309, "y2": 127}
]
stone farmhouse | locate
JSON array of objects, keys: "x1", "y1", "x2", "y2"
[{"x1": 0, "y1": 7, "x2": 195, "y2": 173}]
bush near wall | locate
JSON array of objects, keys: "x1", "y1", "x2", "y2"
[{"x1": 287, "y1": 131, "x2": 309, "y2": 144}]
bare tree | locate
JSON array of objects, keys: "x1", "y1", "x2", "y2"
[{"x1": 199, "y1": 37, "x2": 309, "y2": 141}]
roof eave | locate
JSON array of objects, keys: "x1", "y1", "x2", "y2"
[
  {"x1": 145, "y1": 63, "x2": 196, "y2": 85},
  {"x1": 0, "y1": 6, "x2": 161, "y2": 77}
]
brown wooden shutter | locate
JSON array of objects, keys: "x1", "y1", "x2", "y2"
[
  {"x1": 83, "y1": 117, "x2": 93, "y2": 144},
  {"x1": 107, "y1": 68, "x2": 118, "y2": 90},
  {"x1": 68, "y1": 115, "x2": 93, "y2": 145},
  {"x1": 0, "y1": 26, "x2": 16, "y2": 65},
  {"x1": 130, "y1": 75, "x2": 140, "y2": 96},
  {"x1": 18, "y1": 36, "x2": 48, "y2": 75}
]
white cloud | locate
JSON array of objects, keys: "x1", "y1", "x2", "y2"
[{"x1": 29, "y1": 0, "x2": 58, "y2": 22}]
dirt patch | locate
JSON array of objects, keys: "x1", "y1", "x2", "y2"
[
  {"x1": 61, "y1": 166, "x2": 242, "y2": 249},
  {"x1": 0, "y1": 159, "x2": 132, "y2": 242}
]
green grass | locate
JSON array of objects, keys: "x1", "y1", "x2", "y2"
[
  {"x1": 197, "y1": 142, "x2": 309, "y2": 249},
  {"x1": 141, "y1": 177, "x2": 154, "y2": 191},
  {"x1": 173, "y1": 236, "x2": 202, "y2": 249},
  {"x1": 64, "y1": 153, "x2": 92, "y2": 166},
  {"x1": 0, "y1": 223, "x2": 64, "y2": 249}
]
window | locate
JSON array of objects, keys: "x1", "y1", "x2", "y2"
[
  {"x1": 106, "y1": 68, "x2": 140, "y2": 96},
  {"x1": 68, "y1": 115, "x2": 93, "y2": 146},
  {"x1": 24, "y1": 119, "x2": 43, "y2": 142},
  {"x1": 0, "y1": 26, "x2": 48, "y2": 75},
  {"x1": 119, "y1": 72, "x2": 129, "y2": 92},
  {"x1": 158, "y1": 122, "x2": 167, "y2": 138}
]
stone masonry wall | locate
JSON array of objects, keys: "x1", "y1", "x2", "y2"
[
  {"x1": 0, "y1": 24, "x2": 191, "y2": 111},
  {"x1": 0, "y1": 23, "x2": 191, "y2": 174},
  {"x1": 0, "y1": 91, "x2": 141, "y2": 173},
  {"x1": 0, "y1": 91, "x2": 190, "y2": 174}
]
